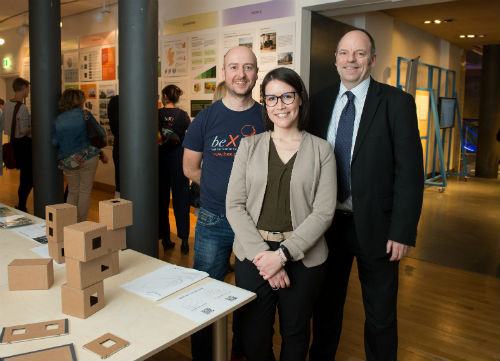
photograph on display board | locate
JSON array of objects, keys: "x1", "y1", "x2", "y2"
[
  {"x1": 278, "y1": 52, "x2": 293, "y2": 66},
  {"x1": 98, "y1": 83, "x2": 117, "y2": 146},
  {"x1": 260, "y1": 32, "x2": 276, "y2": 52}
]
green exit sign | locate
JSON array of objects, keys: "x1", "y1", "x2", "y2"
[{"x1": 2, "y1": 57, "x2": 10, "y2": 69}]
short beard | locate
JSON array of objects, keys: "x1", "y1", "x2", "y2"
[{"x1": 226, "y1": 85, "x2": 254, "y2": 99}]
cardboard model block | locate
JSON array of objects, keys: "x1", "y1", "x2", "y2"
[
  {"x1": 99, "y1": 198, "x2": 133, "y2": 230},
  {"x1": 83, "y1": 333, "x2": 129, "y2": 359},
  {"x1": 63, "y1": 221, "x2": 109, "y2": 262},
  {"x1": 45, "y1": 204, "x2": 77, "y2": 243},
  {"x1": 109, "y1": 251, "x2": 119, "y2": 276},
  {"x1": 48, "y1": 241, "x2": 65, "y2": 264},
  {"x1": 107, "y1": 228, "x2": 127, "y2": 251},
  {"x1": 65, "y1": 252, "x2": 119, "y2": 289},
  {"x1": 0, "y1": 319, "x2": 68, "y2": 343},
  {"x1": 8, "y1": 259, "x2": 54, "y2": 290},
  {"x1": 0, "y1": 343, "x2": 76, "y2": 361},
  {"x1": 61, "y1": 281, "x2": 105, "y2": 319}
]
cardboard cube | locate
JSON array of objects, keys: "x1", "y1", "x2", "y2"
[
  {"x1": 99, "y1": 199, "x2": 133, "y2": 230},
  {"x1": 107, "y1": 228, "x2": 127, "y2": 251},
  {"x1": 66, "y1": 252, "x2": 119, "y2": 289},
  {"x1": 61, "y1": 281, "x2": 105, "y2": 319},
  {"x1": 64, "y1": 221, "x2": 109, "y2": 262},
  {"x1": 48, "y1": 241, "x2": 65, "y2": 264},
  {"x1": 45, "y1": 204, "x2": 77, "y2": 243},
  {"x1": 8, "y1": 259, "x2": 54, "y2": 290}
]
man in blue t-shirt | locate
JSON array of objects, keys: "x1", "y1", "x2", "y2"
[{"x1": 183, "y1": 45, "x2": 264, "y2": 361}]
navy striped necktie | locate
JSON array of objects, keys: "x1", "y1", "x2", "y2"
[{"x1": 334, "y1": 91, "x2": 355, "y2": 203}]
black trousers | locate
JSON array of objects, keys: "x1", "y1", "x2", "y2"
[
  {"x1": 13, "y1": 136, "x2": 33, "y2": 209},
  {"x1": 158, "y1": 145, "x2": 190, "y2": 241},
  {"x1": 310, "y1": 213, "x2": 399, "y2": 361},
  {"x1": 235, "y1": 244, "x2": 327, "y2": 361}
]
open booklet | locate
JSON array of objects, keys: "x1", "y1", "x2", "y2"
[{"x1": 0, "y1": 215, "x2": 33, "y2": 229}]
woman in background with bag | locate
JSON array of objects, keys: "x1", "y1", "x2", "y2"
[
  {"x1": 52, "y1": 89, "x2": 108, "y2": 222},
  {"x1": 158, "y1": 85, "x2": 191, "y2": 254}
]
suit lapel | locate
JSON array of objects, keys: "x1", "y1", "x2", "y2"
[{"x1": 352, "y1": 78, "x2": 382, "y2": 162}]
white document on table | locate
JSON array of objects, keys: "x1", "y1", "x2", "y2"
[
  {"x1": 12, "y1": 222, "x2": 47, "y2": 244},
  {"x1": 120, "y1": 264, "x2": 209, "y2": 301},
  {"x1": 29, "y1": 245, "x2": 65, "y2": 268},
  {"x1": 159, "y1": 279, "x2": 254, "y2": 323}
]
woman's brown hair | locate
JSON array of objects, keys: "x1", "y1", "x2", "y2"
[{"x1": 58, "y1": 89, "x2": 85, "y2": 113}]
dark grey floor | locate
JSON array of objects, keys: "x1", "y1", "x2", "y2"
[{"x1": 409, "y1": 175, "x2": 500, "y2": 277}]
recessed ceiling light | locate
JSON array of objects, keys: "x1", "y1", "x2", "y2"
[
  {"x1": 0, "y1": 38, "x2": 5, "y2": 46},
  {"x1": 433, "y1": 19, "x2": 441, "y2": 24},
  {"x1": 424, "y1": 20, "x2": 431, "y2": 24},
  {"x1": 467, "y1": 34, "x2": 475, "y2": 38},
  {"x1": 459, "y1": 35, "x2": 466, "y2": 38},
  {"x1": 478, "y1": 34, "x2": 485, "y2": 38}
]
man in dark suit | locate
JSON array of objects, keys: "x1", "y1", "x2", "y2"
[{"x1": 308, "y1": 29, "x2": 424, "y2": 361}]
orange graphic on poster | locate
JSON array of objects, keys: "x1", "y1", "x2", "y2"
[
  {"x1": 80, "y1": 84, "x2": 97, "y2": 99},
  {"x1": 102, "y1": 47, "x2": 116, "y2": 80}
]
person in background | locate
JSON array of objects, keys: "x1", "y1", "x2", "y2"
[
  {"x1": 2, "y1": 78, "x2": 32, "y2": 212},
  {"x1": 308, "y1": 29, "x2": 424, "y2": 361},
  {"x1": 182, "y1": 45, "x2": 265, "y2": 361},
  {"x1": 0, "y1": 98, "x2": 4, "y2": 176},
  {"x1": 52, "y1": 89, "x2": 108, "y2": 222},
  {"x1": 107, "y1": 95, "x2": 120, "y2": 198},
  {"x1": 212, "y1": 81, "x2": 227, "y2": 102},
  {"x1": 226, "y1": 67, "x2": 337, "y2": 361},
  {"x1": 158, "y1": 85, "x2": 191, "y2": 254}
]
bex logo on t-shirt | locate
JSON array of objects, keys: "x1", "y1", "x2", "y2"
[{"x1": 210, "y1": 125, "x2": 256, "y2": 157}]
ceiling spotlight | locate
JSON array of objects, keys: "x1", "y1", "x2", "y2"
[
  {"x1": 16, "y1": 14, "x2": 28, "y2": 36},
  {"x1": 478, "y1": 34, "x2": 485, "y2": 38},
  {"x1": 459, "y1": 35, "x2": 466, "y2": 38},
  {"x1": 0, "y1": 38, "x2": 5, "y2": 46},
  {"x1": 424, "y1": 20, "x2": 431, "y2": 24},
  {"x1": 94, "y1": 0, "x2": 111, "y2": 24},
  {"x1": 467, "y1": 34, "x2": 475, "y2": 38},
  {"x1": 433, "y1": 19, "x2": 441, "y2": 24}
]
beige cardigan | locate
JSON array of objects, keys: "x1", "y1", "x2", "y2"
[{"x1": 226, "y1": 131, "x2": 337, "y2": 268}]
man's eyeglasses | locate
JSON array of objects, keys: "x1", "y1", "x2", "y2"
[{"x1": 264, "y1": 92, "x2": 297, "y2": 107}]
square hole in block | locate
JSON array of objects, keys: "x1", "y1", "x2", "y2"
[
  {"x1": 100, "y1": 339, "x2": 117, "y2": 348},
  {"x1": 49, "y1": 212, "x2": 53, "y2": 222},
  {"x1": 101, "y1": 264, "x2": 109, "y2": 272},
  {"x1": 92, "y1": 236, "x2": 102, "y2": 250},
  {"x1": 61, "y1": 248, "x2": 65, "y2": 256},
  {"x1": 45, "y1": 323, "x2": 59, "y2": 331},
  {"x1": 49, "y1": 227, "x2": 53, "y2": 236},
  {"x1": 12, "y1": 328, "x2": 26, "y2": 335},
  {"x1": 110, "y1": 200, "x2": 120, "y2": 203},
  {"x1": 90, "y1": 292, "x2": 99, "y2": 306}
]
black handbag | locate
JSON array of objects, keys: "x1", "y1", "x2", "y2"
[
  {"x1": 84, "y1": 110, "x2": 106, "y2": 149},
  {"x1": 2, "y1": 102, "x2": 23, "y2": 169},
  {"x1": 188, "y1": 182, "x2": 201, "y2": 208}
]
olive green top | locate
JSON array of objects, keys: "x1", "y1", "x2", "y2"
[{"x1": 257, "y1": 138, "x2": 297, "y2": 232}]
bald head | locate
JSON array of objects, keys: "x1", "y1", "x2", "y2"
[
  {"x1": 224, "y1": 46, "x2": 257, "y2": 68},
  {"x1": 337, "y1": 29, "x2": 376, "y2": 57}
]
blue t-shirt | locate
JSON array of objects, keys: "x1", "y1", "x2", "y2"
[{"x1": 183, "y1": 100, "x2": 264, "y2": 214}]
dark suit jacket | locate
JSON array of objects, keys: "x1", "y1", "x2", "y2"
[{"x1": 308, "y1": 78, "x2": 424, "y2": 257}]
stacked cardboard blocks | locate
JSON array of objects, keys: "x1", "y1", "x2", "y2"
[{"x1": 45, "y1": 199, "x2": 132, "y2": 319}]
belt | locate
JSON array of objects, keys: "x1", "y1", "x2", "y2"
[
  {"x1": 258, "y1": 229, "x2": 293, "y2": 242},
  {"x1": 336, "y1": 209, "x2": 354, "y2": 217}
]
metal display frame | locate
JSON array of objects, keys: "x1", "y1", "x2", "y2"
[{"x1": 397, "y1": 57, "x2": 468, "y2": 191}]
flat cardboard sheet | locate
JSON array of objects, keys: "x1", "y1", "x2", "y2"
[
  {"x1": 83, "y1": 333, "x2": 129, "y2": 359},
  {"x1": 0, "y1": 319, "x2": 68, "y2": 343},
  {"x1": 0, "y1": 343, "x2": 76, "y2": 361}
]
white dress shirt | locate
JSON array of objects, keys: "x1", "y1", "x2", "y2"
[{"x1": 326, "y1": 77, "x2": 370, "y2": 211}]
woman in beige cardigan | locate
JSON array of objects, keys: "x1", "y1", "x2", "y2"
[{"x1": 226, "y1": 67, "x2": 337, "y2": 361}]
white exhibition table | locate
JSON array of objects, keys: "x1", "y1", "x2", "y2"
[{"x1": 0, "y1": 207, "x2": 256, "y2": 361}]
